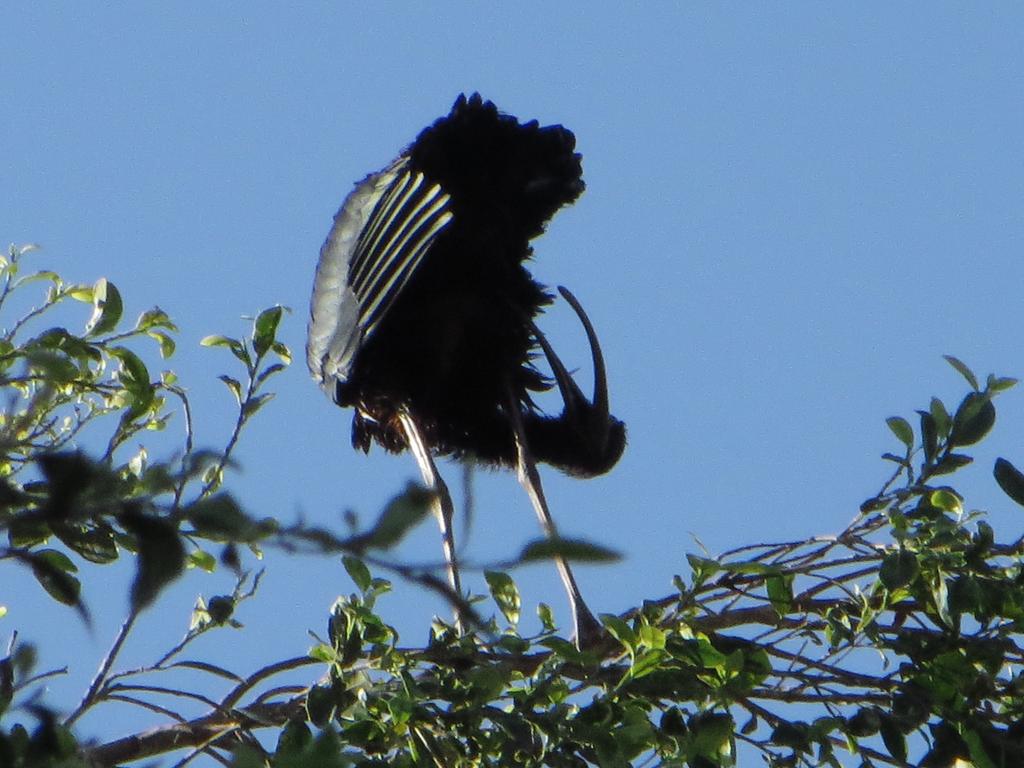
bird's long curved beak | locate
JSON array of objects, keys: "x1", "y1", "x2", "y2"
[{"x1": 530, "y1": 287, "x2": 613, "y2": 454}]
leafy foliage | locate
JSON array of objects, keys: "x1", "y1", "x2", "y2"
[{"x1": 2, "y1": 245, "x2": 1024, "y2": 767}]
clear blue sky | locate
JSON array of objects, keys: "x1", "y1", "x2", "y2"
[{"x1": 3, "y1": 3, "x2": 1024, "y2": 757}]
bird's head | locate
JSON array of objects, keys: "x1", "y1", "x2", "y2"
[{"x1": 527, "y1": 287, "x2": 626, "y2": 477}]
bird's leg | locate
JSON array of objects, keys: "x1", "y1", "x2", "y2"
[
  {"x1": 397, "y1": 409, "x2": 463, "y2": 630},
  {"x1": 505, "y1": 388, "x2": 604, "y2": 648}
]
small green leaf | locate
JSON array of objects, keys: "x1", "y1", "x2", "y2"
[
  {"x1": 986, "y1": 374, "x2": 1018, "y2": 393},
  {"x1": 30, "y1": 549, "x2": 82, "y2": 607},
  {"x1": 350, "y1": 484, "x2": 432, "y2": 550},
  {"x1": 994, "y1": 457, "x2": 1024, "y2": 507},
  {"x1": 518, "y1": 537, "x2": 620, "y2": 563},
  {"x1": 537, "y1": 602, "x2": 556, "y2": 632},
  {"x1": 879, "y1": 549, "x2": 919, "y2": 590},
  {"x1": 24, "y1": 349, "x2": 78, "y2": 383},
  {"x1": 218, "y1": 375, "x2": 243, "y2": 404},
  {"x1": 342, "y1": 555, "x2": 372, "y2": 593},
  {"x1": 120, "y1": 511, "x2": 185, "y2": 611},
  {"x1": 135, "y1": 307, "x2": 177, "y2": 332},
  {"x1": 147, "y1": 331, "x2": 176, "y2": 359},
  {"x1": 305, "y1": 683, "x2": 337, "y2": 727},
  {"x1": 885, "y1": 416, "x2": 914, "y2": 448},
  {"x1": 253, "y1": 306, "x2": 284, "y2": 357},
  {"x1": 201, "y1": 334, "x2": 250, "y2": 366},
  {"x1": 308, "y1": 643, "x2": 336, "y2": 663},
  {"x1": 242, "y1": 392, "x2": 275, "y2": 418},
  {"x1": 188, "y1": 549, "x2": 217, "y2": 572},
  {"x1": 484, "y1": 570, "x2": 521, "y2": 625},
  {"x1": 879, "y1": 714, "x2": 907, "y2": 763},
  {"x1": 929, "y1": 397, "x2": 952, "y2": 438},
  {"x1": 110, "y1": 346, "x2": 154, "y2": 415},
  {"x1": 85, "y1": 278, "x2": 123, "y2": 336},
  {"x1": 766, "y1": 572, "x2": 794, "y2": 615},
  {"x1": 943, "y1": 355, "x2": 979, "y2": 391},
  {"x1": 187, "y1": 494, "x2": 259, "y2": 542},
  {"x1": 949, "y1": 392, "x2": 995, "y2": 447},
  {"x1": 918, "y1": 410, "x2": 937, "y2": 464},
  {"x1": 271, "y1": 341, "x2": 292, "y2": 364},
  {"x1": 66, "y1": 284, "x2": 94, "y2": 302},
  {"x1": 929, "y1": 488, "x2": 962, "y2": 514},
  {"x1": 601, "y1": 614, "x2": 637, "y2": 650},
  {"x1": 931, "y1": 453, "x2": 973, "y2": 476}
]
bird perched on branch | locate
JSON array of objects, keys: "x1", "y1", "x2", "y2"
[{"x1": 307, "y1": 93, "x2": 625, "y2": 644}]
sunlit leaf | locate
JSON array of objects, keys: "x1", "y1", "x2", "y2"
[
  {"x1": 85, "y1": 278, "x2": 123, "y2": 336},
  {"x1": 484, "y1": 570, "x2": 520, "y2": 625},
  {"x1": 147, "y1": 331, "x2": 176, "y2": 359},
  {"x1": 929, "y1": 488, "x2": 963, "y2": 514},
  {"x1": 253, "y1": 305, "x2": 284, "y2": 357}
]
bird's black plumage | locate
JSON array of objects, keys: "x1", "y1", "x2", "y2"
[{"x1": 308, "y1": 93, "x2": 625, "y2": 478}]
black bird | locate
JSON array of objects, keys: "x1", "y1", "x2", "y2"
[{"x1": 307, "y1": 93, "x2": 625, "y2": 643}]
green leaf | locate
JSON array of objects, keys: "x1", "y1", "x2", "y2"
[
  {"x1": 187, "y1": 494, "x2": 259, "y2": 542},
  {"x1": 242, "y1": 391, "x2": 275, "y2": 418},
  {"x1": 342, "y1": 555, "x2": 372, "y2": 593},
  {"x1": 109, "y1": 346, "x2": 154, "y2": 415},
  {"x1": 879, "y1": 549, "x2": 919, "y2": 590},
  {"x1": 885, "y1": 416, "x2": 914, "y2": 448},
  {"x1": 688, "y1": 712, "x2": 734, "y2": 763},
  {"x1": 601, "y1": 613, "x2": 637, "y2": 651},
  {"x1": 200, "y1": 334, "x2": 250, "y2": 366},
  {"x1": 24, "y1": 349, "x2": 78, "y2": 383},
  {"x1": 949, "y1": 392, "x2": 995, "y2": 447},
  {"x1": 276, "y1": 718, "x2": 313, "y2": 756},
  {"x1": 878, "y1": 714, "x2": 907, "y2": 763},
  {"x1": 305, "y1": 683, "x2": 337, "y2": 727},
  {"x1": 929, "y1": 397, "x2": 952, "y2": 438},
  {"x1": 845, "y1": 707, "x2": 881, "y2": 737},
  {"x1": 85, "y1": 278, "x2": 123, "y2": 336},
  {"x1": 253, "y1": 306, "x2": 284, "y2": 357},
  {"x1": 187, "y1": 549, "x2": 217, "y2": 572},
  {"x1": 59, "y1": 525, "x2": 118, "y2": 564},
  {"x1": 918, "y1": 410, "x2": 938, "y2": 464},
  {"x1": 929, "y1": 488, "x2": 962, "y2": 514},
  {"x1": 987, "y1": 374, "x2": 1018, "y2": 392},
  {"x1": 350, "y1": 484, "x2": 432, "y2": 550},
  {"x1": 135, "y1": 307, "x2": 177, "y2": 332},
  {"x1": 994, "y1": 457, "x2": 1024, "y2": 507},
  {"x1": 931, "y1": 452, "x2": 973, "y2": 476},
  {"x1": 30, "y1": 549, "x2": 82, "y2": 607},
  {"x1": 943, "y1": 354, "x2": 979, "y2": 391},
  {"x1": 766, "y1": 572, "x2": 794, "y2": 615},
  {"x1": 120, "y1": 511, "x2": 185, "y2": 611},
  {"x1": 484, "y1": 570, "x2": 521, "y2": 625},
  {"x1": 66, "y1": 284, "x2": 94, "y2": 302},
  {"x1": 147, "y1": 331, "x2": 176, "y2": 358},
  {"x1": 962, "y1": 728, "x2": 999, "y2": 768},
  {"x1": 518, "y1": 537, "x2": 620, "y2": 563},
  {"x1": 537, "y1": 602, "x2": 556, "y2": 632},
  {"x1": 271, "y1": 341, "x2": 292, "y2": 364},
  {"x1": 218, "y1": 375, "x2": 243, "y2": 404}
]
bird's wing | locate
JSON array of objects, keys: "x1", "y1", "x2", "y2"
[
  {"x1": 347, "y1": 159, "x2": 453, "y2": 338},
  {"x1": 307, "y1": 157, "x2": 453, "y2": 392}
]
